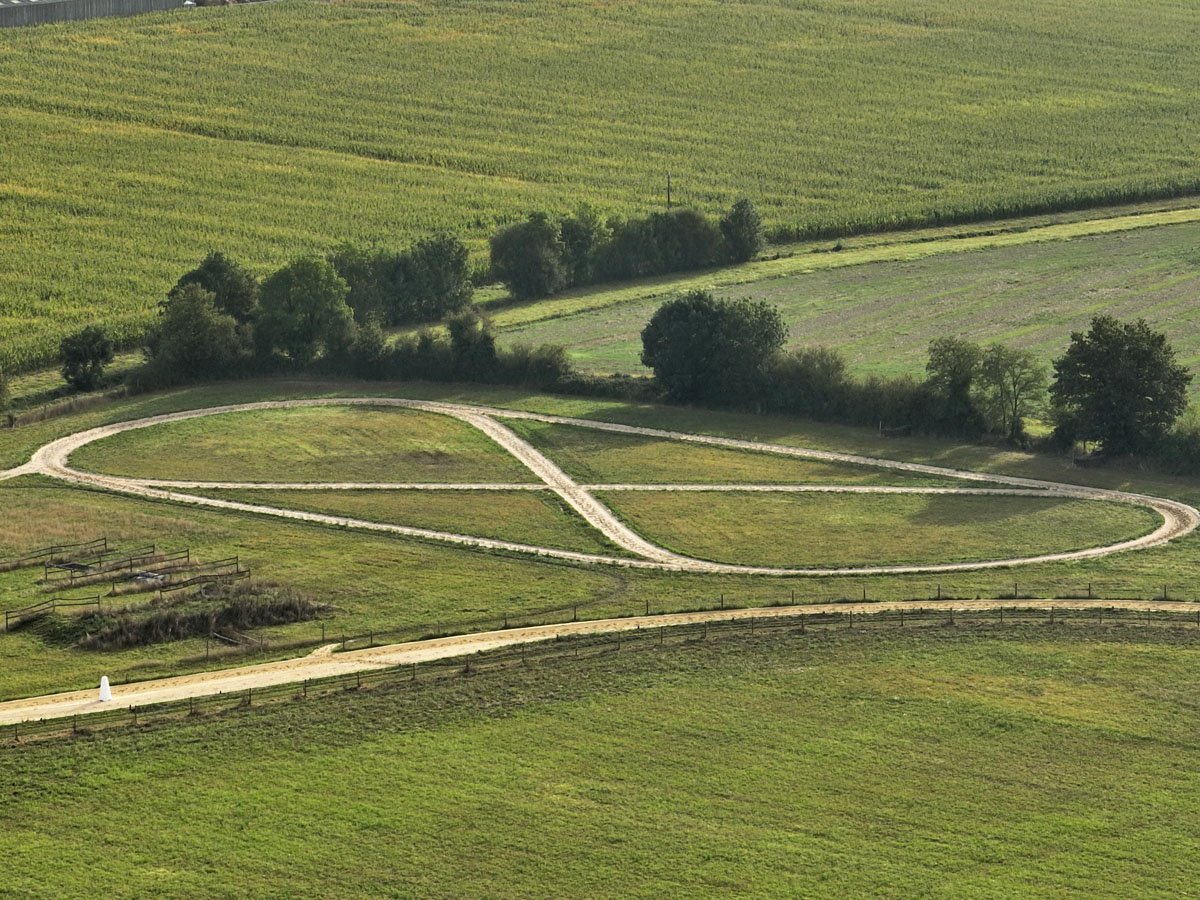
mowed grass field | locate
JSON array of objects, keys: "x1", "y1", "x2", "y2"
[
  {"x1": 599, "y1": 492, "x2": 1159, "y2": 568},
  {"x1": 4, "y1": 627, "x2": 1200, "y2": 897},
  {"x1": 197, "y1": 487, "x2": 629, "y2": 556},
  {"x1": 507, "y1": 420, "x2": 965, "y2": 486},
  {"x1": 4, "y1": 0, "x2": 1200, "y2": 368},
  {"x1": 2, "y1": 379, "x2": 1200, "y2": 701},
  {"x1": 499, "y1": 217, "x2": 1200, "y2": 393},
  {"x1": 69, "y1": 406, "x2": 538, "y2": 483}
]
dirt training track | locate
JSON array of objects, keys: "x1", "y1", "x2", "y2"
[
  {"x1": 1, "y1": 398, "x2": 1197, "y2": 576},
  {"x1": 2, "y1": 598, "x2": 1200, "y2": 726}
]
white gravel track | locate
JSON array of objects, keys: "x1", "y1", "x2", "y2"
[{"x1": 2, "y1": 397, "x2": 1196, "y2": 577}]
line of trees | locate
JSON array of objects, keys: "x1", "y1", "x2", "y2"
[
  {"x1": 490, "y1": 199, "x2": 763, "y2": 300},
  {"x1": 136, "y1": 239, "x2": 474, "y2": 385},
  {"x1": 639, "y1": 292, "x2": 1193, "y2": 459}
]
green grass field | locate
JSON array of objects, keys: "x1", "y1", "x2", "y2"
[
  {"x1": 507, "y1": 420, "x2": 966, "y2": 486},
  {"x1": 197, "y1": 487, "x2": 626, "y2": 556},
  {"x1": 599, "y1": 491, "x2": 1159, "y2": 567},
  {"x1": 498, "y1": 217, "x2": 1200, "y2": 393},
  {"x1": 4, "y1": 626, "x2": 1200, "y2": 897},
  {"x1": 2, "y1": 379, "x2": 1199, "y2": 703},
  {"x1": 5, "y1": 0, "x2": 1200, "y2": 369},
  {"x1": 69, "y1": 405, "x2": 537, "y2": 483}
]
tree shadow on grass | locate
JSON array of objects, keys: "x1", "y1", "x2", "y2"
[{"x1": 907, "y1": 493, "x2": 1071, "y2": 528}]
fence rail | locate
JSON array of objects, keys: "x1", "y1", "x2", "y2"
[
  {"x1": 9, "y1": 602, "x2": 1200, "y2": 744},
  {"x1": 4, "y1": 595, "x2": 103, "y2": 630},
  {"x1": 0, "y1": 537, "x2": 107, "y2": 573},
  {"x1": 43, "y1": 545, "x2": 158, "y2": 586}
]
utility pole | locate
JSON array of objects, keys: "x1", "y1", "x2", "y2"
[{"x1": 666, "y1": 173, "x2": 672, "y2": 210}]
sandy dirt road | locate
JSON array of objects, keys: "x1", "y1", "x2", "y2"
[{"x1": 2, "y1": 598, "x2": 1198, "y2": 726}]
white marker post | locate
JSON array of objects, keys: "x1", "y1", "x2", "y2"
[{"x1": 98, "y1": 676, "x2": 112, "y2": 702}]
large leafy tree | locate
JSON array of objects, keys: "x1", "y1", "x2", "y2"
[
  {"x1": 489, "y1": 213, "x2": 568, "y2": 300},
  {"x1": 145, "y1": 283, "x2": 240, "y2": 381},
  {"x1": 174, "y1": 251, "x2": 259, "y2": 325},
  {"x1": 1050, "y1": 316, "x2": 1191, "y2": 454},
  {"x1": 327, "y1": 243, "x2": 391, "y2": 325},
  {"x1": 59, "y1": 325, "x2": 114, "y2": 391},
  {"x1": 396, "y1": 233, "x2": 474, "y2": 322},
  {"x1": 925, "y1": 337, "x2": 984, "y2": 434},
  {"x1": 257, "y1": 256, "x2": 354, "y2": 365},
  {"x1": 720, "y1": 198, "x2": 764, "y2": 263},
  {"x1": 640, "y1": 290, "x2": 786, "y2": 403},
  {"x1": 977, "y1": 344, "x2": 1047, "y2": 441}
]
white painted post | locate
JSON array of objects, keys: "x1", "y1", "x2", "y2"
[{"x1": 98, "y1": 675, "x2": 112, "y2": 702}]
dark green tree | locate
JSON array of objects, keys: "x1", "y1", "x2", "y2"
[
  {"x1": 558, "y1": 204, "x2": 609, "y2": 286},
  {"x1": 649, "y1": 208, "x2": 723, "y2": 272},
  {"x1": 925, "y1": 337, "x2": 984, "y2": 434},
  {"x1": 327, "y1": 243, "x2": 391, "y2": 325},
  {"x1": 446, "y1": 309, "x2": 498, "y2": 380},
  {"x1": 1050, "y1": 316, "x2": 1191, "y2": 454},
  {"x1": 396, "y1": 233, "x2": 473, "y2": 322},
  {"x1": 640, "y1": 291, "x2": 786, "y2": 403},
  {"x1": 145, "y1": 283, "x2": 240, "y2": 381},
  {"x1": 976, "y1": 343, "x2": 1047, "y2": 441},
  {"x1": 720, "y1": 198, "x2": 764, "y2": 263},
  {"x1": 257, "y1": 257, "x2": 354, "y2": 365},
  {"x1": 59, "y1": 325, "x2": 114, "y2": 391},
  {"x1": 174, "y1": 251, "x2": 259, "y2": 324},
  {"x1": 489, "y1": 213, "x2": 568, "y2": 300}
]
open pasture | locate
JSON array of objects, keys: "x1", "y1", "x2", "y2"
[
  {"x1": 3, "y1": 626, "x2": 1200, "y2": 896},
  {"x1": 68, "y1": 405, "x2": 538, "y2": 483},
  {"x1": 506, "y1": 420, "x2": 965, "y2": 487},
  {"x1": 4, "y1": 0, "x2": 1200, "y2": 368},
  {"x1": 599, "y1": 491, "x2": 1160, "y2": 569},
  {"x1": 199, "y1": 488, "x2": 626, "y2": 557},
  {"x1": 498, "y1": 218, "x2": 1200, "y2": 393},
  {"x1": 2, "y1": 380, "x2": 1200, "y2": 702}
]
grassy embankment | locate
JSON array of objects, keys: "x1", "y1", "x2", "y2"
[
  {"x1": 3, "y1": 626, "x2": 1200, "y2": 897},
  {"x1": 5, "y1": 0, "x2": 1200, "y2": 367}
]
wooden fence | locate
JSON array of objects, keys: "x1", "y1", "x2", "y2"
[
  {"x1": 4, "y1": 595, "x2": 102, "y2": 631},
  {"x1": 0, "y1": 537, "x2": 107, "y2": 573},
  {"x1": 9, "y1": 603, "x2": 1200, "y2": 744}
]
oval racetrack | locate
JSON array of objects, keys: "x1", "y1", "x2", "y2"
[{"x1": 1, "y1": 398, "x2": 1195, "y2": 577}]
